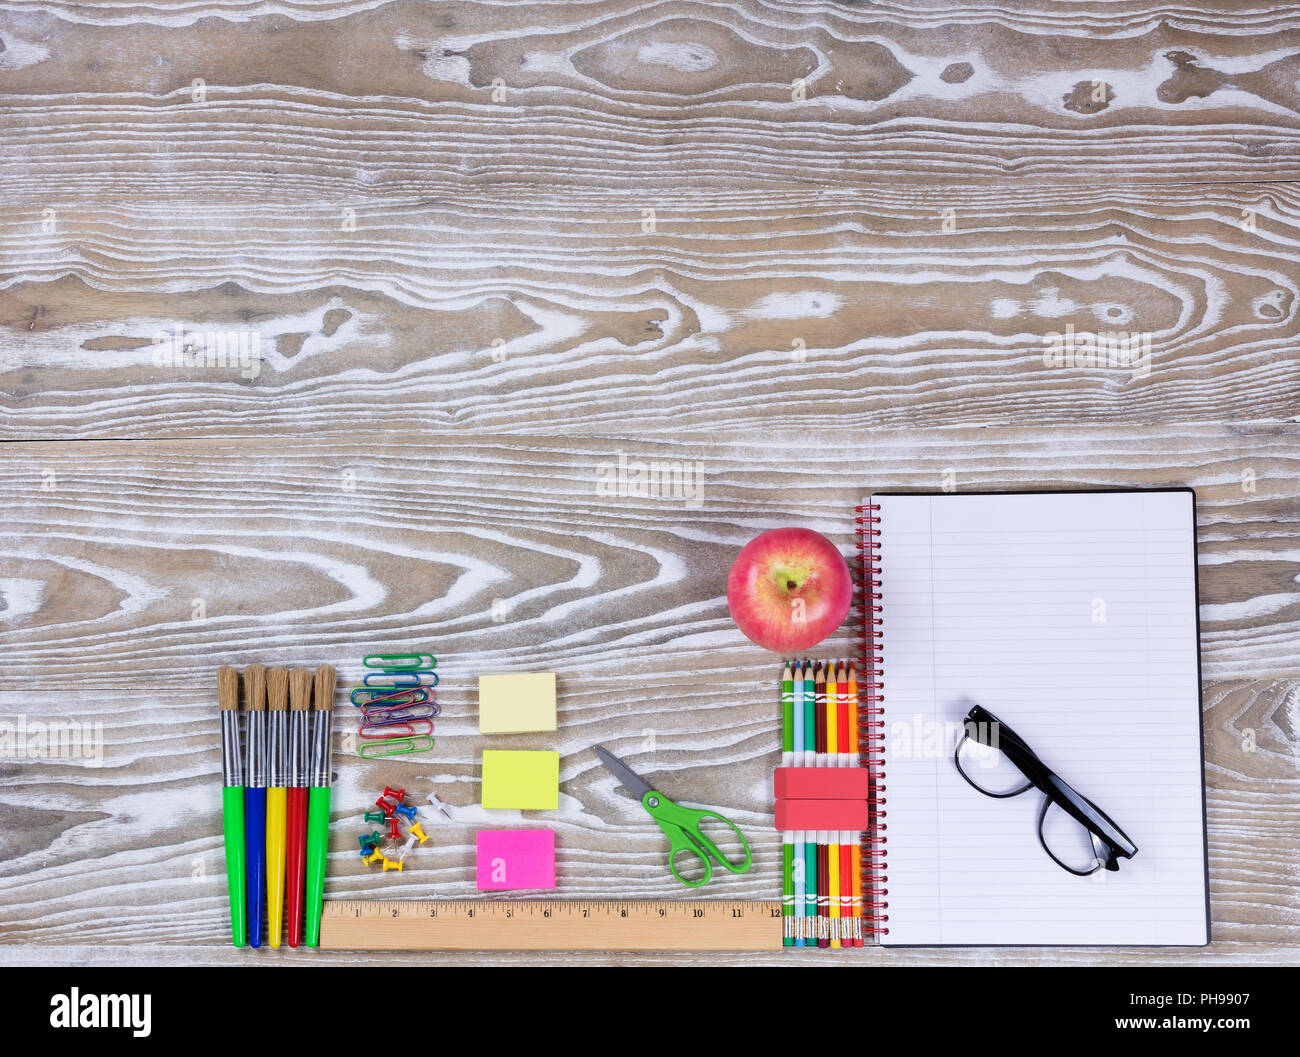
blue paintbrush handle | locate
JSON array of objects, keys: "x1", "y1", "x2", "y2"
[{"x1": 244, "y1": 787, "x2": 266, "y2": 949}]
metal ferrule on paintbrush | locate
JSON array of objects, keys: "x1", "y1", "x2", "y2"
[
  {"x1": 267, "y1": 707, "x2": 287, "y2": 788},
  {"x1": 221, "y1": 709, "x2": 245, "y2": 788},
  {"x1": 308, "y1": 708, "x2": 332, "y2": 788}
]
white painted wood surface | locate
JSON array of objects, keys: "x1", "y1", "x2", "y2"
[{"x1": 0, "y1": 0, "x2": 1297, "y2": 965}]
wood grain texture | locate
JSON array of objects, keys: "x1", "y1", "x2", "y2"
[
  {"x1": 2, "y1": 185, "x2": 1299, "y2": 440},
  {"x1": 4, "y1": 0, "x2": 1300, "y2": 196},
  {"x1": 0, "y1": 427, "x2": 1296, "y2": 965},
  {"x1": 2, "y1": 1, "x2": 1298, "y2": 967}
]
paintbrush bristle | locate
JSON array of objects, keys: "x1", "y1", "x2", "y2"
[
  {"x1": 217, "y1": 666, "x2": 240, "y2": 710},
  {"x1": 267, "y1": 667, "x2": 288, "y2": 710},
  {"x1": 289, "y1": 668, "x2": 312, "y2": 711},
  {"x1": 243, "y1": 664, "x2": 267, "y2": 710},
  {"x1": 313, "y1": 665, "x2": 337, "y2": 711}
]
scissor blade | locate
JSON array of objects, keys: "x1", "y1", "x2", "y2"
[{"x1": 593, "y1": 745, "x2": 653, "y2": 800}]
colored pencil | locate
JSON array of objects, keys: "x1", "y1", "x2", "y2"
[
  {"x1": 847, "y1": 661, "x2": 862, "y2": 946},
  {"x1": 826, "y1": 663, "x2": 841, "y2": 948},
  {"x1": 791, "y1": 662, "x2": 806, "y2": 945},
  {"x1": 303, "y1": 664, "x2": 336, "y2": 948},
  {"x1": 802, "y1": 660, "x2": 818, "y2": 942},
  {"x1": 781, "y1": 663, "x2": 795, "y2": 947},
  {"x1": 814, "y1": 664, "x2": 829, "y2": 947},
  {"x1": 265, "y1": 667, "x2": 289, "y2": 949},
  {"x1": 243, "y1": 664, "x2": 268, "y2": 949},
  {"x1": 837, "y1": 662, "x2": 853, "y2": 944},
  {"x1": 217, "y1": 667, "x2": 246, "y2": 948},
  {"x1": 285, "y1": 668, "x2": 312, "y2": 947}
]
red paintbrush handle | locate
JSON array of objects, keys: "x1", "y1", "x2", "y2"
[{"x1": 285, "y1": 786, "x2": 309, "y2": 948}]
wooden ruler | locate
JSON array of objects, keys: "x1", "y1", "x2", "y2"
[{"x1": 319, "y1": 899, "x2": 783, "y2": 951}]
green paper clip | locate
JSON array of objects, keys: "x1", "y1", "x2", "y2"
[
  {"x1": 363, "y1": 653, "x2": 436, "y2": 671},
  {"x1": 358, "y1": 735, "x2": 435, "y2": 759}
]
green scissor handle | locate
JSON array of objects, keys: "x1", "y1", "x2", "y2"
[{"x1": 642, "y1": 791, "x2": 753, "y2": 888}]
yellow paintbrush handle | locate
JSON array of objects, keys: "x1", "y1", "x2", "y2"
[{"x1": 266, "y1": 786, "x2": 287, "y2": 949}]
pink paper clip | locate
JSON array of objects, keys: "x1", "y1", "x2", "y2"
[
  {"x1": 361, "y1": 700, "x2": 439, "y2": 723},
  {"x1": 360, "y1": 718, "x2": 434, "y2": 740}
]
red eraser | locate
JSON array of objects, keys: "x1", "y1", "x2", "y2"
[
  {"x1": 774, "y1": 767, "x2": 871, "y2": 801},
  {"x1": 775, "y1": 798, "x2": 870, "y2": 832}
]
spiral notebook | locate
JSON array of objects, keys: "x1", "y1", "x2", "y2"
[{"x1": 855, "y1": 489, "x2": 1210, "y2": 946}]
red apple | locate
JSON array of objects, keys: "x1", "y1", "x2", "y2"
[{"x1": 726, "y1": 527, "x2": 852, "y2": 652}]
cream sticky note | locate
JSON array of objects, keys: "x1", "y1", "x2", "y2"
[
  {"x1": 481, "y1": 750, "x2": 560, "y2": 810},
  {"x1": 478, "y1": 673, "x2": 557, "y2": 735}
]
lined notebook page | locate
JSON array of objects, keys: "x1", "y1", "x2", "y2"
[{"x1": 874, "y1": 491, "x2": 1208, "y2": 946}]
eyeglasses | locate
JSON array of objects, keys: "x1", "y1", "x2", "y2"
[{"x1": 953, "y1": 705, "x2": 1138, "y2": 876}]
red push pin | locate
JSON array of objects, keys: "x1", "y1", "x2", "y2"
[
  {"x1": 375, "y1": 797, "x2": 396, "y2": 819},
  {"x1": 388, "y1": 817, "x2": 402, "y2": 841},
  {"x1": 383, "y1": 785, "x2": 406, "y2": 804}
]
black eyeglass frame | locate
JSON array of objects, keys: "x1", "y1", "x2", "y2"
[{"x1": 954, "y1": 705, "x2": 1139, "y2": 876}]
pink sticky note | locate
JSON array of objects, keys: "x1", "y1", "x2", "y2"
[{"x1": 476, "y1": 829, "x2": 556, "y2": 891}]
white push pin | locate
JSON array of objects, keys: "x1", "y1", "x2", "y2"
[{"x1": 426, "y1": 792, "x2": 453, "y2": 821}]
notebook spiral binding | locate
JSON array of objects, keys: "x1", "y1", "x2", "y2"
[{"x1": 854, "y1": 502, "x2": 888, "y2": 939}]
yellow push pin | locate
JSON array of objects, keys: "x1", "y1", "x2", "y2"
[
  {"x1": 365, "y1": 848, "x2": 384, "y2": 866},
  {"x1": 409, "y1": 822, "x2": 429, "y2": 845},
  {"x1": 382, "y1": 856, "x2": 404, "y2": 872}
]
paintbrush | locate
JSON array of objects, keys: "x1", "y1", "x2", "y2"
[
  {"x1": 217, "y1": 666, "x2": 246, "y2": 948},
  {"x1": 303, "y1": 664, "x2": 337, "y2": 948}
]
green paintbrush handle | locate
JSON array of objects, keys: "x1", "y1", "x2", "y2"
[
  {"x1": 222, "y1": 785, "x2": 247, "y2": 947},
  {"x1": 303, "y1": 786, "x2": 331, "y2": 948}
]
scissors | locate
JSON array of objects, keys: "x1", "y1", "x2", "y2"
[{"x1": 593, "y1": 745, "x2": 753, "y2": 888}]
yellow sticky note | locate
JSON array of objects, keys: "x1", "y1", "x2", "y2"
[
  {"x1": 478, "y1": 673, "x2": 557, "y2": 735},
  {"x1": 482, "y1": 750, "x2": 560, "y2": 810}
]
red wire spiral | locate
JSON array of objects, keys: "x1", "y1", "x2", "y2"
[{"x1": 854, "y1": 503, "x2": 888, "y2": 937}]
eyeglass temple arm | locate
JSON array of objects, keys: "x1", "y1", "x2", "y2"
[{"x1": 1042, "y1": 774, "x2": 1138, "y2": 859}]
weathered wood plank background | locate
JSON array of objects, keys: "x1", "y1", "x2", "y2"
[{"x1": 0, "y1": 0, "x2": 1297, "y2": 965}]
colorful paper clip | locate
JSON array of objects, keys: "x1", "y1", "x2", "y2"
[
  {"x1": 361, "y1": 701, "x2": 439, "y2": 725},
  {"x1": 350, "y1": 686, "x2": 430, "y2": 709},
  {"x1": 358, "y1": 735, "x2": 435, "y2": 759},
  {"x1": 363, "y1": 670, "x2": 438, "y2": 689},
  {"x1": 360, "y1": 718, "x2": 435, "y2": 740},
  {"x1": 364, "y1": 653, "x2": 436, "y2": 671}
]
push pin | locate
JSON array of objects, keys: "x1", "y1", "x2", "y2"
[
  {"x1": 388, "y1": 817, "x2": 402, "y2": 841},
  {"x1": 383, "y1": 785, "x2": 406, "y2": 804},
  {"x1": 374, "y1": 797, "x2": 396, "y2": 819},
  {"x1": 394, "y1": 803, "x2": 417, "y2": 824},
  {"x1": 398, "y1": 834, "x2": 417, "y2": 861},
  {"x1": 425, "y1": 792, "x2": 453, "y2": 821},
  {"x1": 365, "y1": 848, "x2": 384, "y2": 866},
  {"x1": 363, "y1": 810, "x2": 387, "y2": 824},
  {"x1": 381, "y1": 856, "x2": 403, "y2": 872},
  {"x1": 409, "y1": 822, "x2": 429, "y2": 845}
]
